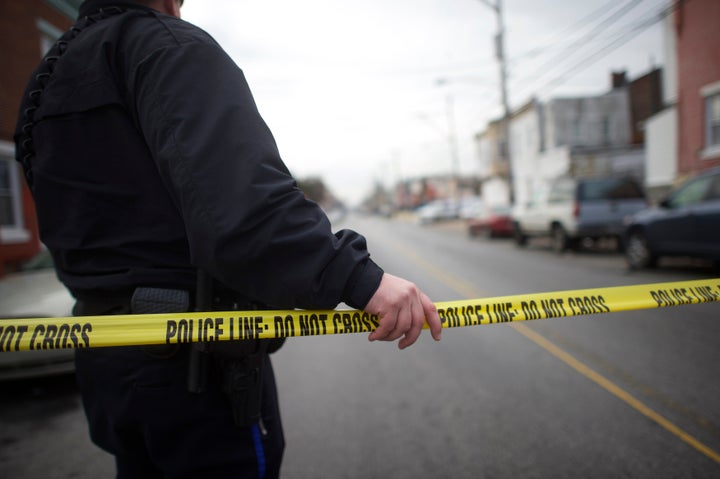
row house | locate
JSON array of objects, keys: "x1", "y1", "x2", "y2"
[
  {"x1": 0, "y1": 0, "x2": 80, "y2": 276},
  {"x1": 476, "y1": 68, "x2": 662, "y2": 209},
  {"x1": 645, "y1": 0, "x2": 720, "y2": 199}
]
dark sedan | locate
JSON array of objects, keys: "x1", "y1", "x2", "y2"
[{"x1": 624, "y1": 167, "x2": 720, "y2": 269}]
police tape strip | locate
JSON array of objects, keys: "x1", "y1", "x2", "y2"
[{"x1": 1, "y1": 278, "x2": 718, "y2": 353}]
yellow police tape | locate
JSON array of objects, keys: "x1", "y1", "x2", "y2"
[{"x1": 0, "y1": 278, "x2": 718, "y2": 352}]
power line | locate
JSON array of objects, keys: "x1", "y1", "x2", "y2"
[
  {"x1": 510, "y1": 0, "x2": 646, "y2": 90},
  {"x1": 533, "y1": 0, "x2": 679, "y2": 96},
  {"x1": 508, "y1": 0, "x2": 635, "y2": 65}
]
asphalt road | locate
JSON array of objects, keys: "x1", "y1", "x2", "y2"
[{"x1": 1, "y1": 213, "x2": 719, "y2": 478}]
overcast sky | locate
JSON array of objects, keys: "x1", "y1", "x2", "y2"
[{"x1": 181, "y1": 0, "x2": 668, "y2": 206}]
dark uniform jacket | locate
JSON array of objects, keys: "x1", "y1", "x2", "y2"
[{"x1": 15, "y1": 0, "x2": 383, "y2": 310}]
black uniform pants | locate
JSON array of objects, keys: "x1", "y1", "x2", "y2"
[
  {"x1": 73, "y1": 298, "x2": 284, "y2": 479},
  {"x1": 74, "y1": 346, "x2": 284, "y2": 479}
]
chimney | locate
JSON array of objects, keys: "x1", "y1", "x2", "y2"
[{"x1": 611, "y1": 70, "x2": 628, "y2": 89}]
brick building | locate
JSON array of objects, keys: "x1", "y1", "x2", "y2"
[
  {"x1": 0, "y1": 0, "x2": 79, "y2": 276},
  {"x1": 628, "y1": 68, "x2": 663, "y2": 145},
  {"x1": 675, "y1": 0, "x2": 720, "y2": 174},
  {"x1": 644, "y1": 0, "x2": 720, "y2": 197}
]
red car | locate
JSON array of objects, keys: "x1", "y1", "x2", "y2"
[{"x1": 468, "y1": 205, "x2": 514, "y2": 238}]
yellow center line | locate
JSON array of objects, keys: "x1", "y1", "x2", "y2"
[
  {"x1": 387, "y1": 230, "x2": 720, "y2": 464},
  {"x1": 511, "y1": 322, "x2": 720, "y2": 464},
  {"x1": 384, "y1": 237, "x2": 483, "y2": 299}
]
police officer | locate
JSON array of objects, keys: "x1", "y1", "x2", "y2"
[{"x1": 14, "y1": 0, "x2": 442, "y2": 477}]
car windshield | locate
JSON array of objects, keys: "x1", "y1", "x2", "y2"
[
  {"x1": 548, "y1": 179, "x2": 574, "y2": 203},
  {"x1": 0, "y1": 247, "x2": 72, "y2": 319},
  {"x1": 667, "y1": 175, "x2": 714, "y2": 207},
  {"x1": 19, "y1": 249, "x2": 55, "y2": 271},
  {"x1": 579, "y1": 178, "x2": 644, "y2": 201},
  {"x1": 490, "y1": 205, "x2": 510, "y2": 214}
]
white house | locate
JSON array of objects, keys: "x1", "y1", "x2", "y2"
[
  {"x1": 476, "y1": 72, "x2": 650, "y2": 209},
  {"x1": 643, "y1": 6, "x2": 678, "y2": 199}
]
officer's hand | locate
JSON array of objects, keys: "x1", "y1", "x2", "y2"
[{"x1": 364, "y1": 273, "x2": 442, "y2": 349}]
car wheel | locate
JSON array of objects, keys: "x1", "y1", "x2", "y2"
[
  {"x1": 513, "y1": 224, "x2": 527, "y2": 247},
  {"x1": 625, "y1": 231, "x2": 657, "y2": 269},
  {"x1": 551, "y1": 225, "x2": 569, "y2": 253}
]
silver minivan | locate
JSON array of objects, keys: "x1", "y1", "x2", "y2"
[{"x1": 513, "y1": 176, "x2": 647, "y2": 252}]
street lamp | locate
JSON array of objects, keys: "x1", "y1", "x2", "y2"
[
  {"x1": 436, "y1": 79, "x2": 461, "y2": 201},
  {"x1": 416, "y1": 81, "x2": 461, "y2": 203}
]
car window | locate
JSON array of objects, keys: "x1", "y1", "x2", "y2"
[
  {"x1": 579, "y1": 178, "x2": 644, "y2": 201},
  {"x1": 491, "y1": 205, "x2": 510, "y2": 215},
  {"x1": 526, "y1": 188, "x2": 545, "y2": 207},
  {"x1": 707, "y1": 174, "x2": 720, "y2": 200},
  {"x1": 548, "y1": 180, "x2": 574, "y2": 203},
  {"x1": 668, "y1": 175, "x2": 713, "y2": 207},
  {"x1": 20, "y1": 249, "x2": 55, "y2": 271}
]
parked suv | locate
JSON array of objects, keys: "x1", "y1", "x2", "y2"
[{"x1": 512, "y1": 176, "x2": 647, "y2": 252}]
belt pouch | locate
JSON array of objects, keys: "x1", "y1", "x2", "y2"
[{"x1": 130, "y1": 287, "x2": 189, "y2": 357}]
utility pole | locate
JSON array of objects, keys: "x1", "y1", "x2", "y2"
[{"x1": 478, "y1": 0, "x2": 513, "y2": 203}]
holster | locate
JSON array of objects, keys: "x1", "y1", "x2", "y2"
[
  {"x1": 188, "y1": 272, "x2": 285, "y2": 427},
  {"x1": 215, "y1": 340, "x2": 268, "y2": 427}
]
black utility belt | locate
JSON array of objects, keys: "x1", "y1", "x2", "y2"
[
  {"x1": 131, "y1": 286, "x2": 283, "y2": 427},
  {"x1": 129, "y1": 286, "x2": 285, "y2": 355}
]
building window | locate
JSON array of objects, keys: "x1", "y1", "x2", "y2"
[
  {"x1": 706, "y1": 93, "x2": 720, "y2": 149},
  {"x1": 572, "y1": 121, "x2": 582, "y2": 144},
  {"x1": 701, "y1": 81, "x2": 720, "y2": 160},
  {"x1": 36, "y1": 18, "x2": 64, "y2": 56},
  {"x1": 601, "y1": 116, "x2": 610, "y2": 144},
  {"x1": 43, "y1": 0, "x2": 82, "y2": 18},
  {"x1": 0, "y1": 161, "x2": 15, "y2": 226},
  {"x1": 0, "y1": 143, "x2": 29, "y2": 244}
]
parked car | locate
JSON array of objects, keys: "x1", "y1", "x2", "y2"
[
  {"x1": 416, "y1": 199, "x2": 459, "y2": 224},
  {"x1": 458, "y1": 196, "x2": 485, "y2": 220},
  {"x1": 624, "y1": 167, "x2": 720, "y2": 269},
  {"x1": 0, "y1": 249, "x2": 76, "y2": 380},
  {"x1": 512, "y1": 176, "x2": 647, "y2": 253},
  {"x1": 468, "y1": 204, "x2": 514, "y2": 238}
]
